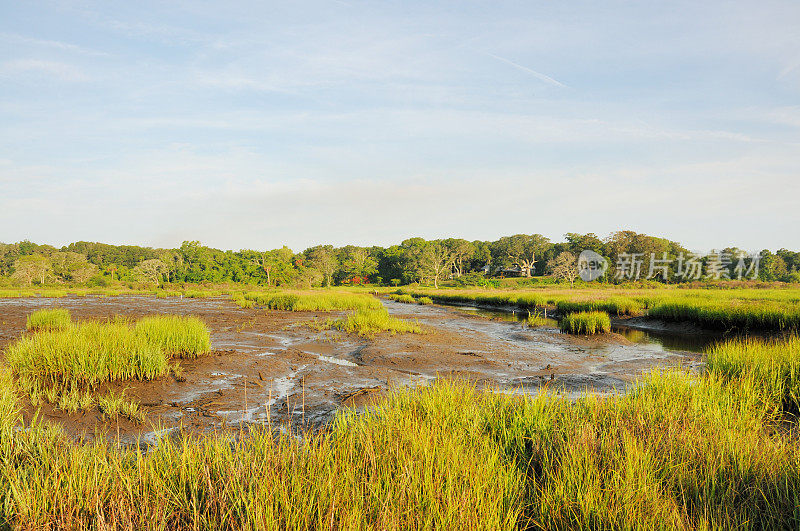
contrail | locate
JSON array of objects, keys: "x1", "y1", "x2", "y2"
[{"x1": 486, "y1": 52, "x2": 568, "y2": 88}]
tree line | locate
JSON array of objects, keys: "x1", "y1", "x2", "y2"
[{"x1": 1, "y1": 231, "x2": 798, "y2": 288}]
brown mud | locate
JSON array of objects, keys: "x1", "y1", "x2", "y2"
[{"x1": 0, "y1": 296, "x2": 704, "y2": 444}]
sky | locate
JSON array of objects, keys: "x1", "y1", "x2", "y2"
[{"x1": 1, "y1": 1, "x2": 799, "y2": 253}]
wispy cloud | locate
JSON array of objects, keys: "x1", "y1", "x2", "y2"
[{"x1": 485, "y1": 52, "x2": 568, "y2": 88}]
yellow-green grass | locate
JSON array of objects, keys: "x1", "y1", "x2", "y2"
[
  {"x1": 321, "y1": 308, "x2": 423, "y2": 337},
  {"x1": 6, "y1": 315, "x2": 211, "y2": 411},
  {"x1": 559, "y1": 311, "x2": 612, "y2": 334},
  {"x1": 388, "y1": 293, "x2": 416, "y2": 303},
  {"x1": 134, "y1": 315, "x2": 211, "y2": 358},
  {"x1": 418, "y1": 296, "x2": 434, "y2": 305},
  {"x1": 1, "y1": 336, "x2": 800, "y2": 527},
  {"x1": 25, "y1": 308, "x2": 72, "y2": 331},
  {"x1": 233, "y1": 290, "x2": 383, "y2": 311}
]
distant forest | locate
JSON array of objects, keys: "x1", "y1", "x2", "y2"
[{"x1": 1, "y1": 231, "x2": 798, "y2": 288}]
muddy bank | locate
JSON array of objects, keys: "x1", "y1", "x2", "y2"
[{"x1": 0, "y1": 296, "x2": 702, "y2": 443}]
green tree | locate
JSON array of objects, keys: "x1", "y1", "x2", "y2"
[
  {"x1": 419, "y1": 241, "x2": 456, "y2": 289},
  {"x1": 11, "y1": 255, "x2": 52, "y2": 286},
  {"x1": 491, "y1": 234, "x2": 551, "y2": 277},
  {"x1": 305, "y1": 245, "x2": 339, "y2": 287}
]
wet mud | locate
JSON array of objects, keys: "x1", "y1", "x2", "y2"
[{"x1": 0, "y1": 296, "x2": 705, "y2": 443}]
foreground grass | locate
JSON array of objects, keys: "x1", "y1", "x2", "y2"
[
  {"x1": 1, "y1": 335, "x2": 800, "y2": 528},
  {"x1": 232, "y1": 290, "x2": 383, "y2": 312},
  {"x1": 6, "y1": 314, "x2": 211, "y2": 412},
  {"x1": 317, "y1": 308, "x2": 423, "y2": 337},
  {"x1": 559, "y1": 310, "x2": 612, "y2": 334}
]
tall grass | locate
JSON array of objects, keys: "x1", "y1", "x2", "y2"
[
  {"x1": 6, "y1": 315, "x2": 211, "y2": 411},
  {"x1": 1, "y1": 334, "x2": 800, "y2": 528},
  {"x1": 706, "y1": 335, "x2": 800, "y2": 414},
  {"x1": 559, "y1": 311, "x2": 611, "y2": 334},
  {"x1": 135, "y1": 315, "x2": 211, "y2": 358},
  {"x1": 320, "y1": 308, "x2": 423, "y2": 337},
  {"x1": 25, "y1": 308, "x2": 72, "y2": 331},
  {"x1": 233, "y1": 290, "x2": 382, "y2": 311}
]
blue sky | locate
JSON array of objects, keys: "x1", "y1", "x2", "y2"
[{"x1": 1, "y1": 1, "x2": 799, "y2": 252}]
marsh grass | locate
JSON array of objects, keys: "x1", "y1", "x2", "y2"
[
  {"x1": 321, "y1": 308, "x2": 423, "y2": 337},
  {"x1": 706, "y1": 335, "x2": 800, "y2": 414},
  {"x1": 25, "y1": 308, "x2": 72, "y2": 331},
  {"x1": 559, "y1": 311, "x2": 611, "y2": 334},
  {"x1": 233, "y1": 290, "x2": 382, "y2": 312},
  {"x1": 135, "y1": 315, "x2": 211, "y2": 358},
  {"x1": 388, "y1": 293, "x2": 416, "y2": 304},
  {"x1": 98, "y1": 391, "x2": 146, "y2": 423},
  {"x1": 647, "y1": 298, "x2": 800, "y2": 331},
  {"x1": 6, "y1": 315, "x2": 211, "y2": 413},
  {"x1": 418, "y1": 296, "x2": 434, "y2": 305},
  {"x1": 1, "y1": 335, "x2": 800, "y2": 528}
]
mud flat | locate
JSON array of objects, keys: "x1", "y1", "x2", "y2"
[{"x1": 0, "y1": 296, "x2": 704, "y2": 443}]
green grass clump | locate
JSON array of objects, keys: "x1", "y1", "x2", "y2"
[
  {"x1": 323, "y1": 308, "x2": 423, "y2": 337},
  {"x1": 7, "y1": 315, "x2": 211, "y2": 412},
  {"x1": 389, "y1": 293, "x2": 416, "y2": 303},
  {"x1": 135, "y1": 315, "x2": 211, "y2": 358},
  {"x1": 8, "y1": 320, "x2": 168, "y2": 393},
  {"x1": 559, "y1": 311, "x2": 611, "y2": 334},
  {"x1": 25, "y1": 308, "x2": 72, "y2": 331},
  {"x1": 233, "y1": 290, "x2": 382, "y2": 311},
  {"x1": 418, "y1": 296, "x2": 434, "y2": 305}
]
